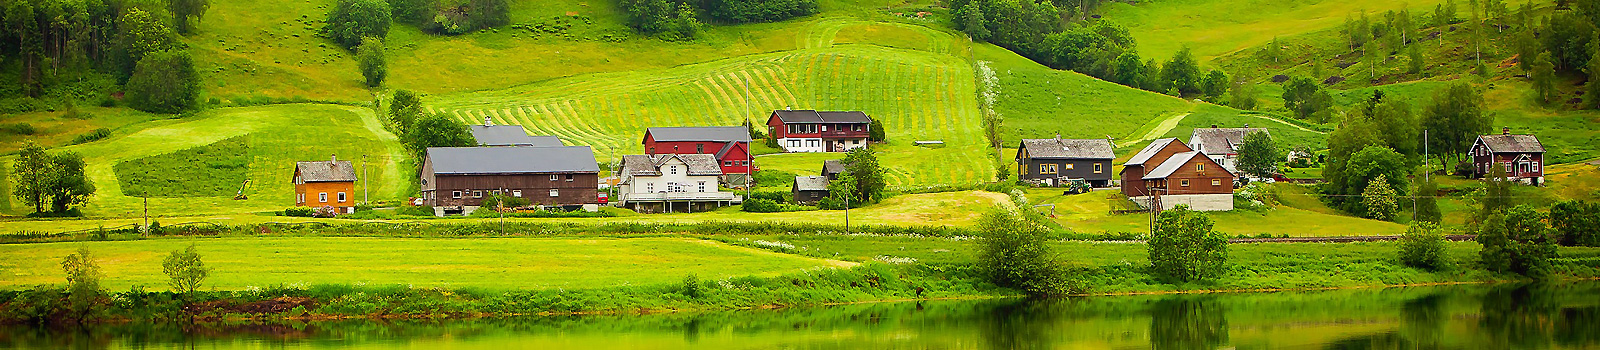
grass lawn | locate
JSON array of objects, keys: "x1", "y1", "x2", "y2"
[
  {"x1": 1022, "y1": 185, "x2": 1406, "y2": 236},
  {"x1": 0, "y1": 191, "x2": 1010, "y2": 234},
  {"x1": 114, "y1": 136, "x2": 251, "y2": 198},
  {"x1": 1103, "y1": 0, "x2": 1447, "y2": 64},
  {"x1": 0, "y1": 107, "x2": 168, "y2": 153},
  {"x1": 0, "y1": 104, "x2": 411, "y2": 217},
  {"x1": 0, "y1": 236, "x2": 850, "y2": 291}
]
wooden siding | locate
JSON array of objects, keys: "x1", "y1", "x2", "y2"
[
  {"x1": 1121, "y1": 141, "x2": 1193, "y2": 197},
  {"x1": 296, "y1": 181, "x2": 356, "y2": 209},
  {"x1": 426, "y1": 173, "x2": 599, "y2": 207},
  {"x1": 1471, "y1": 141, "x2": 1544, "y2": 179},
  {"x1": 1147, "y1": 156, "x2": 1233, "y2": 195}
]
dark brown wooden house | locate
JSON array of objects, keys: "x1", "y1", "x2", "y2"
[
  {"x1": 420, "y1": 146, "x2": 600, "y2": 214},
  {"x1": 1015, "y1": 137, "x2": 1116, "y2": 187},
  {"x1": 1121, "y1": 138, "x2": 1192, "y2": 197},
  {"x1": 1121, "y1": 138, "x2": 1235, "y2": 211},
  {"x1": 793, "y1": 176, "x2": 831, "y2": 205},
  {"x1": 1471, "y1": 127, "x2": 1546, "y2": 185}
]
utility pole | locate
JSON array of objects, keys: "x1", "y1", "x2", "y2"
[
  {"x1": 362, "y1": 154, "x2": 369, "y2": 204},
  {"x1": 844, "y1": 192, "x2": 850, "y2": 235},
  {"x1": 142, "y1": 196, "x2": 149, "y2": 237}
]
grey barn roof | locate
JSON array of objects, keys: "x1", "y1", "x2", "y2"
[
  {"x1": 469, "y1": 125, "x2": 563, "y2": 147},
  {"x1": 620, "y1": 154, "x2": 722, "y2": 177},
  {"x1": 794, "y1": 176, "x2": 831, "y2": 191},
  {"x1": 295, "y1": 160, "x2": 357, "y2": 182},
  {"x1": 1478, "y1": 134, "x2": 1545, "y2": 153},
  {"x1": 1189, "y1": 128, "x2": 1268, "y2": 155},
  {"x1": 1125, "y1": 138, "x2": 1184, "y2": 166},
  {"x1": 771, "y1": 110, "x2": 873, "y2": 124},
  {"x1": 646, "y1": 127, "x2": 752, "y2": 143},
  {"x1": 427, "y1": 146, "x2": 599, "y2": 175},
  {"x1": 822, "y1": 160, "x2": 846, "y2": 176},
  {"x1": 1018, "y1": 138, "x2": 1116, "y2": 159},
  {"x1": 1143, "y1": 151, "x2": 1204, "y2": 179}
]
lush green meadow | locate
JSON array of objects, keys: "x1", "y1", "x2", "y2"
[
  {"x1": 0, "y1": 104, "x2": 411, "y2": 217},
  {"x1": 0, "y1": 236, "x2": 849, "y2": 290},
  {"x1": 1102, "y1": 0, "x2": 1448, "y2": 63}
]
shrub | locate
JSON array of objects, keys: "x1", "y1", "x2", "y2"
[
  {"x1": 71, "y1": 128, "x2": 113, "y2": 145},
  {"x1": 395, "y1": 205, "x2": 435, "y2": 216},
  {"x1": 1477, "y1": 205, "x2": 1559, "y2": 276},
  {"x1": 976, "y1": 209, "x2": 1081, "y2": 296},
  {"x1": 1361, "y1": 174, "x2": 1400, "y2": 221},
  {"x1": 324, "y1": 0, "x2": 391, "y2": 49},
  {"x1": 1148, "y1": 205, "x2": 1228, "y2": 282},
  {"x1": 284, "y1": 206, "x2": 315, "y2": 217},
  {"x1": 1398, "y1": 222, "x2": 1447, "y2": 270},
  {"x1": 1550, "y1": 200, "x2": 1600, "y2": 247},
  {"x1": 748, "y1": 191, "x2": 786, "y2": 203},
  {"x1": 705, "y1": 0, "x2": 817, "y2": 23},
  {"x1": 125, "y1": 50, "x2": 200, "y2": 114},
  {"x1": 741, "y1": 198, "x2": 780, "y2": 212},
  {"x1": 356, "y1": 37, "x2": 386, "y2": 87},
  {"x1": 479, "y1": 194, "x2": 531, "y2": 210},
  {"x1": 681, "y1": 274, "x2": 703, "y2": 298},
  {"x1": 313, "y1": 207, "x2": 340, "y2": 218},
  {"x1": 0, "y1": 123, "x2": 38, "y2": 135},
  {"x1": 61, "y1": 248, "x2": 104, "y2": 319},
  {"x1": 162, "y1": 244, "x2": 209, "y2": 294}
]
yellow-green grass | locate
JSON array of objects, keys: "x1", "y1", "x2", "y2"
[
  {"x1": 0, "y1": 191, "x2": 1009, "y2": 234},
  {"x1": 974, "y1": 43, "x2": 1198, "y2": 146},
  {"x1": 0, "y1": 236, "x2": 850, "y2": 291},
  {"x1": 1022, "y1": 187, "x2": 1407, "y2": 236},
  {"x1": 1102, "y1": 0, "x2": 1447, "y2": 63},
  {"x1": 1547, "y1": 163, "x2": 1600, "y2": 202},
  {"x1": 0, "y1": 104, "x2": 411, "y2": 217},
  {"x1": 0, "y1": 107, "x2": 166, "y2": 153},
  {"x1": 427, "y1": 38, "x2": 992, "y2": 187}
]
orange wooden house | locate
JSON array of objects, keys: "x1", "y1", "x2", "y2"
[{"x1": 293, "y1": 155, "x2": 358, "y2": 213}]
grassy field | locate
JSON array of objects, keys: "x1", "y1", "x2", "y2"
[
  {"x1": 1102, "y1": 0, "x2": 1448, "y2": 63},
  {"x1": 0, "y1": 191, "x2": 1010, "y2": 234},
  {"x1": 0, "y1": 107, "x2": 167, "y2": 153},
  {"x1": 0, "y1": 236, "x2": 849, "y2": 291},
  {"x1": 427, "y1": 19, "x2": 993, "y2": 187},
  {"x1": 0, "y1": 104, "x2": 411, "y2": 217},
  {"x1": 1022, "y1": 186, "x2": 1408, "y2": 236},
  {"x1": 114, "y1": 136, "x2": 251, "y2": 198}
]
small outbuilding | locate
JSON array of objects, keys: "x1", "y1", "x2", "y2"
[
  {"x1": 792, "y1": 176, "x2": 831, "y2": 205},
  {"x1": 293, "y1": 155, "x2": 359, "y2": 214}
]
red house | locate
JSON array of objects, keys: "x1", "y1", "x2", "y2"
[
  {"x1": 642, "y1": 126, "x2": 753, "y2": 175},
  {"x1": 766, "y1": 110, "x2": 872, "y2": 153},
  {"x1": 1471, "y1": 127, "x2": 1546, "y2": 185}
]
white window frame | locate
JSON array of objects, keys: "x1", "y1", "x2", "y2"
[
  {"x1": 647, "y1": 182, "x2": 655, "y2": 192},
  {"x1": 513, "y1": 190, "x2": 523, "y2": 197},
  {"x1": 550, "y1": 174, "x2": 560, "y2": 181},
  {"x1": 1533, "y1": 162, "x2": 1541, "y2": 172},
  {"x1": 549, "y1": 189, "x2": 560, "y2": 197},
  {"x1": 698, "y1": 181, "x2": 707, "y2": 192},
  {"x1": 297, "y1": 193, "x2": 305, "y2": 203},
  {"x1": 452, "y1": 191, "x2": 462, "y2": 199},
  {"x1": 319, "y1": 192, "x2": 328, "y2": 202},
  {"x1": 338, "y1": 192, "x2": 347, "y2": 202},
  {"x1": 473, "y1": 191, "x2": 483, "y2": 198}
]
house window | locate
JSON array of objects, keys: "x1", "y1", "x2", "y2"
[
  {"x1": 789, "y1": 140, "x2": 800, "y2": 148},
  {"x1": 338, "y1": 192, "x2": 347, "y2": 202},
  {"x1": 1039, "y1": 164, "x2": 1057, "y2": 174},
  {"x1": 1198, "y1": 163, "x2": 1206, "y2": 171},
  {"x1": 647, "y1": 182, "x2": 654, "y2": 192},
  {"x1": 725, "y1": 161, "x2": 733, "y2": 166},
  {"x1": 492, "y1": 190, "x2": 502, "y2": 196},
  {"x1": 855, "y1": 124, "x2": 863, "y2": 131},
  {"x1": 1211, "y1": 179, "x2": 1221, "y2": 186},
  {"x1": 1181, "y1": 180, "x2": 1190, "y2": 187},
  {"x1": 698, "y1": 181, "x2": 707, "y2": 192},
  {"x1": 821, "y1": 125, "x2": 828, "y2": 132},
  {"x1": 473, "y1": 191, "x2": 484, "y2": 198},
  {"x1": 1093, "y1": 163, "x2": 1103, "y2": 173},
  {"x1": 1533, "y1": 162, "x2": 1541, "y2": 172},
  {"x1": 298, "y1": 193, "x2": 305, "y2": 203},
  {"x1": 1065, "y1": 163, "x2": 1075, "y2": 170},
  {"x1": 648, "y1": 147, "x2": 655, "y2": 154},
  {"x1": 550, "y1": 175, "x2": 559, "y2": 181},
  {"x1": 513, "y1": 190, "x2": 523, "y2": 197},
  {"x1": 549, "y1": 189, "x2": 560, "y2": 197},
  {"x1": 452, "y1": 191, "x2": 462, "y2": 199},
  {"x1": 697, "y1": 144, "x2": 705, "y2": 153},
  {"x1": 566, "y1": 174, "x2": 574, "y2": 182},
  {"x1": 670, "y1": 166, "x2": 678, "y2": 175},
  {"x1": 319, "y1": 192, "x2": 328, "y2": 202}
]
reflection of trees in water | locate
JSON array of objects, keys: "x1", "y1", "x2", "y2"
[
  {"x1": 1400, "y1": 292, "x2": 1447, "y2": 348},
  {"x1": 977, "y1": 299, "x2": 1062, "y2": 350},
  {"x1": 1149, "y1": 297, "x2": 1228, "y2": 350},
  {"x1": 1479, "y1": 283, "x2": 1558, "y2": 349}
]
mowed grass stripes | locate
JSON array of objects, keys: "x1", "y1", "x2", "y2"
[{"x1": 429, "y1": 45, "x2": 994, "y2": 187}]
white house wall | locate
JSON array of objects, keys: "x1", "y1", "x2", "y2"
[{"x1": 779, "y1": 138, "x2": 825, "y2": 152}]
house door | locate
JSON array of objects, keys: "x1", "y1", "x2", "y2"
[{"x1": 825, "y1": 141, "x2": 834, "y2": 152}]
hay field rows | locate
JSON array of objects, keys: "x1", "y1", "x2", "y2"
[{"x1": 427, "y1": 22, "x2": 994, "y2": 187}]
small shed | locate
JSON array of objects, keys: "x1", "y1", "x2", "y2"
[
  {"x1": 792, "y1": 176, "x2": 831, "y2": 205},
  {"x1": 822, "y1": 160, "x2": 847, "y2": 180}
]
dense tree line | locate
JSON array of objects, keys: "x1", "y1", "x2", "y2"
[
  {"x1": 1320, "y1": 83, "x2": 1488, "y2": 220},
  {"x1": 617, "y1": 0, "x2": 816, "y2": 40},
  {"x1": 0, "y1": 0, "x2": 206, "y2": 104}
]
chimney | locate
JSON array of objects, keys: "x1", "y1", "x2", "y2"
[
  {"x1": 1502, "y1": 126, "x2": 1510, "y2": 135},
  {"x1": 484, "y1": 117, "x2": 493, "y2": 126}
]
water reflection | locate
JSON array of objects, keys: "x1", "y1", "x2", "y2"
[{"x1": 1, "y1": 281, "x2": 1597, "y2": 349}]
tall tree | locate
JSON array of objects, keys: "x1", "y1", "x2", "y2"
[
  {"x1": 1550, "y1": 200, "x2": 1600, "y2": 246},
  {"x1": 1201, "y1": 70, "x2": 1229, "y2": 98},
  {"x1": 1589, "y1": 37, "x2": 1600, "y2": 109},
  {"x1": 48, "y1": 151, "x2": 94, "y2": 213},
  {"x1": 1408, "y1": 42, "x2": 1425, "y2": 74},
  {"x1": 115, "y1": 7, "x2": 178, "y2": 82},
  {"x1": 1530, "y1": 52, "x2": 1558, "y2": 104},
  {"x1": 842, "y1": 148, "x2": 885, "y2": 203},
  {"x1": 125, "y1": 50, "x2": 200, "y2": 114},
  {"x1": 324, "y1": 0, "x2": 391, "y2": 49},
  {"x1": 1282, "y1": 77, "x2": 1332, "y2": 120},
  {"x1": 1112, "y1": 52, "x2": 1145, "y2": 86},
  {"x1": 401, "y1": 114, "x2": 475, "y2": 157},
  {"x1": 1421, "y1": 82, "x2": 1490, "y2": 164},
  {"x1": 357, "y1": 36, "x2": 386, "y2": 87},
  {"x1": 1235, "y1": 131, "x2": 1279, "y2": 178},
  {"x1": 11, "y1": 142, "x2": 54, "y2": 213},
  {"x1": 168, "y1": 0, "x2": 210, "y2": 34},
  {"x1": 1415, "y1": 177, "x2": 1442, "y2": 223},
  {"x1": 1362, "y1": 174, "x2": 1401, "y2": 221},
  {"x1": 388, "y1": 90, "x2": 424, "y2": 131},
  {"x1": 1229, "y1": 81, "x2": 1258, "y2": 110},
  {"x1": 1159, "y1": 47, "x2": 1201, "y2": 94},
  {"x1": 957, "y1": 1, "x2": 989, "y2": 42}
]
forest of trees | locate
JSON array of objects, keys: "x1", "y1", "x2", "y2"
[
  {"x1": 0, "y1": 0, "x2": 204, "y2": 114},
  {"x1": 618, "y1": 0, "x2": 817, "y2": 40}
]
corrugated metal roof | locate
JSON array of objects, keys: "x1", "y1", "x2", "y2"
[
  {"x1": 646, "y1": 127, "x2": 752, "y2": 143},
  {"x1": 427, "y1": 146, "x2": 599, "y2": 175},
  {"x1": 794, "y1": 176, "x2": 831, "y2": 191},
  {"x1": 1478, "y1": 134, "x2": 1545, "y2": 153},
  {"x1": 469, "y1": 125, "x2": 564, "y2": 147},
  {"x1": 1018, "y1": 138, "x2": 1116, "y2": 159},
  {"x1": 771, "y1": 110, "x2": 872, "y2": 124},
  {"x1": 1125, "y1": 138, "x2": 1186, "y2": 166},
  {"x1": 295, "y1": 160, "x2": 357, "y2": 182},
  {"x1": 1143, "y1": 151, "x2": 1202, "y2": 180}
]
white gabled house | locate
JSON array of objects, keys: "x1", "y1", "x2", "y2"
[{"x1": 616, "y1": 154, "x2": 742, "y2": 213}]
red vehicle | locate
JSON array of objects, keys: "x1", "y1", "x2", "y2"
[{"x1": 597, "y1": 192, "x2": 609, "y2": 204}]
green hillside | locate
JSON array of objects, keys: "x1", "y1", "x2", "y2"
[{"x1": 1103, "y1": 0, "x2": 1449, "y2": 63}]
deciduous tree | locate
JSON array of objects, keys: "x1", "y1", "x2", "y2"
[
  {"x1": 1235, "y1": 131, "x2": 1279, "y2": 179},
  {"x1": 1399, "y1": 222, "x2": 1447, "y2": 269},
  {"x1": 1477, "y1": 205, "x2": 1559, "y2": 276},
  {"x1": 1159, "y1": 47, "x2": 1201, "y2": 94},
  {"x1": 162, "y1": 244, "x2": 210, "y2": 294},
  {"x1": 1228, "y1": 81, "x2": 1258, "y2": 110},
  {"x1": 1362, "y1": 174, "x2": 1400, "y2": 220},
  {"x1": 1530, "y1": 52, "x2": 1558, "y2": 104},
  {"x1": 1550, "y1": 200, "x2": 1600, "y2": 246},
  {"x1": 357, "y1": 37, "x2": 386, "y2": 87},
  {"x1": 401, "y1": 113, "x2": 475, "y2": 157},
  {"x1": 1148, "y1": 205, "x2": 1228, "y2": 282},
  {"x1": 1421, "y1": 82, "x2": 1490, "y2": 164},
  {"x1": 842, "y1": 148, "x2": 885, "y2": 203},
  {"x1": 324, "y1": 0, "x2": 391, "y2": 49},
  {"x1": 1201, "y1": 70, "x2": 1228, "y2": 98},
  {"x1": 169, "y1": 0, "x2": 210, "y2": 34},
  {"x1": 976, "y1": 208, "x2": 1076, "y2": 296},
  {"x1": 125, "y1": 50, "x2": 200, "y2": 114}
]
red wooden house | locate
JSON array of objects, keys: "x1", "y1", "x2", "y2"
[
  {"x1": 766, "y1": 110, "x2": 872, "y2": 153},
  {"x1": 1471, "y1": 127, "x2": 1546, "y2": 185},
  {"x1": 642, "y1": 126, "x2": 753, "y2": 175}
]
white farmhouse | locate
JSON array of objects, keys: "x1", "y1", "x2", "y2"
[{"x1": 617, "y1": 154, "x2": 742, "y2": 213}]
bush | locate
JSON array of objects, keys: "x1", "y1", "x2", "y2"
[
  {"x1": 976, "y1": 209, "x2": 1082, "y2": 296},
  {"x1": 479, "y1": 194, "x2": 531, "y2": 210},
  {"x1": 680, "y1": 274, "x2": 703, "y2": 298},
  {"x1": 284, "y1": 206, "x2": 315, "y2": 217},
  {"x1": 741, "y1": 198, "x2": 781, "y2": 212},
  {"x1": 324, "y1": 0, "x2": 392, "y2": 49},
  {"x1": 705, "y1": 0, "x2": 817, "y2": 23},
  {"x1": 125, "y1": 50, "x2": 200, "y2": 114},
  {"x1": 1398, "y1": 222, "x2": 1447, "y2": 270},
  {"x1": 748, "y1": 191, "x2": 787, "y2": 203},
  {"x1": 1453, "y1": 161, "x2": 1475, "y2": 177},
  {"x1": 1148, "y1": 205, "x2": 1228, "y2": 282},
  {"x1": 0, "y1": 123, "x2": 38, "y2": 135},
  {"x1": 1477, "y1": 205, "x2": 1559, "y2": 276},
  {"x1": 619, "y1": 0, "x2": 702, "y2": 40},
  {"x1": 71, "y1": 128, "x2": 113, "y2": 145},
  {"x1": 1551, "y1": 200, "x2": 1600, "y2": 247},
  {"x1": 162, "y1": 245, "x2": 209, "y2": 294},
  {"x1": 357, "y1": 37, "x2": 386, "y2": 87},
  {"x1": 395, "y1": 205, "x2": 435, "y2": 216}
]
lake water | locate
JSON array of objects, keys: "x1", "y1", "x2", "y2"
[{"x1": 2, "y1": 281, "x2": 1597, "y2": 349}]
